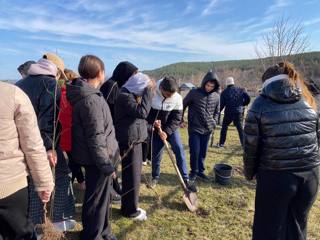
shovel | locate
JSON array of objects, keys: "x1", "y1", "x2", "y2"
[{"x1": 158, "y1": 128, "x2": 199, "y2": 212}]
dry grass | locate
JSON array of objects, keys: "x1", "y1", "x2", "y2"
[{"x1": 65, "y1": 126, "x2": 320, "y2": 240}]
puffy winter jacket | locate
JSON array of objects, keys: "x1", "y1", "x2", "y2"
[
  {"x1": 67, "y1": 79, "x2": 119, "y2": 175},
  {"x1": 243, "y1": 77, "x2": 320, "y2": 180},
  {"x1": 147, "y1": 80, "x2": 183, "y2": 136},
  {"x1": 183, "y1": 71, "x2": 220, "y2": 135},
  {"x1": 16, "y1": 74, "x2": 61, "y2": 151},
  {"x1": 220, "y1": 85, "x2": 250, "y2": 116},
  {"x1": 114, "y1": 87, "x2": 154, "y2": 146}
]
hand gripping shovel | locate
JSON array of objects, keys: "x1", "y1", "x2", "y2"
[{"x1": 158, "y1": 128, "x2": 199, "y2": 212}]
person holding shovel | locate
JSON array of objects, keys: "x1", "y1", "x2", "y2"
[
  {"x1": 147, "y1": 77, "x2": 197, "y2": 193},
  {"x1": 0, "y1": 81, "x2": 54, "y2": 240}
]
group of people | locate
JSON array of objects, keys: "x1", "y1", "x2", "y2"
[{"x1": 0, "y1": 52, "x2": 319, "y2": 240}]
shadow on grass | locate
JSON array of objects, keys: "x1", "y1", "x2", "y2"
[{"x1": 116, "y1": 187, "x2": 181, "y2": 240}]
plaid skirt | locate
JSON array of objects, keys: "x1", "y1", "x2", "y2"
[{"x1": 28, "y1": 148, "x2": 75, "y2": 224}]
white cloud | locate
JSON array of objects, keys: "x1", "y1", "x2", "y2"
[
  {"x1": 202, "y1": 0, "x2": 220, "y2": 16},
  {"x1": 265, "y1": 0, "x2": 291, "y2": 15}
]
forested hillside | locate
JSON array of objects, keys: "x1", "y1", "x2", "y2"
[{"x1": 144, "y1": 52, "x2": 320, "y2": 93}]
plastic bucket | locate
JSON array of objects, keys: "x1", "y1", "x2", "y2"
[{"x1": 214, "y1": 163, "x2": 233, "y2": 185}]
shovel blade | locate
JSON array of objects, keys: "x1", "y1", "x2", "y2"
[{"x1": 183, "y1": 192, "x2": 199, "y2": 212}]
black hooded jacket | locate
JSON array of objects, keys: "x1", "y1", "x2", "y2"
[
  {"x1": 183, "y1": 71, "x2": 220, "y2": 135},
  {"x1": 100, "y1": 62, "x2": 138, "y2": 119},
  {"x1": 114, "y1": 87, "x2": 154, "y2": 147},
  {"x1": 243, "y1": 78, "x2": 320, "y2": 181},
  {"x1": 16, "y1": 74, "x2": 61, "y2": 151},
  {"x1": 67, "y1": 78, "x2": 119, "y2": 175}
]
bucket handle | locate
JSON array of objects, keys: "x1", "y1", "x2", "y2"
[{"x1": 215, "y1": 169, "x2": 233, "y2": 178}]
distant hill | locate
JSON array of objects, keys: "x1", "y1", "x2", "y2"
[{"x1": 144, "y1": 51, "x2": 320, "y2": 93}]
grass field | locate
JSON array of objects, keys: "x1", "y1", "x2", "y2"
[{"x1": 65, "y1": 125, "x2": 320, "y2": 240}]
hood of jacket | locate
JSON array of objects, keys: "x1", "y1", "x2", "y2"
[
  {"x1": 261, "y1": 76, "x2": 301, "y2": 103},
  {"x1": 201, "y1": 71, "x2": 220, "y2": 93},
  {"x1": 110, "y1": 61, "x2": 138, "y2": 87},
  {"x1": 67, "y1": 78, "x2": 101, "y2": 106}
]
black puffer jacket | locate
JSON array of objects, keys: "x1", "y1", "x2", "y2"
[
  {"x1": 67, "y1": 79, "x2": 119, "y2": 175},
  {"x1": 100, "y1": 62, "x2": 138, "y2": 119},
  {"x1": 220, "y1": 85, "x2": 250, "y2": 116},
  {"x1": 243, "y1": 78, "x2": 320, "y2": 180},
  {"x1": 183, "y1": 71, "x2": 220, "y2": 135},
  {"x1": 114, "y1": 87, "x2": 154, "y2": 146},
  {"x1": 16, "y1": 75, "x2": 61, "y2": 151}
]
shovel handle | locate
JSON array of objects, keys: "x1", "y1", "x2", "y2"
[{"x1": 158, "y1": 127, "x2": 188, "y2": 191}]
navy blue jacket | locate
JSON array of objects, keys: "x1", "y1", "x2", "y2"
[{"x1": 220, "y1": 85, "x2": 250, "y2": 116}]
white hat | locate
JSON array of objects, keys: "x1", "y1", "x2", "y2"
[{"x1": 225, "y1": 77, "x2": 234, "y2": 86}]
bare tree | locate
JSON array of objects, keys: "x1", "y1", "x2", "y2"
[{"x1": 256, "y1": 16, "x2": 310, "y2": 69}]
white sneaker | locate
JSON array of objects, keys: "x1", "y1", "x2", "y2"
[
  {"x1": 133, "y1": 208, "x2": 147, "y2": 221},
  {"x1": 53, "y1": 219, "x2": 76, "y2": 232}
]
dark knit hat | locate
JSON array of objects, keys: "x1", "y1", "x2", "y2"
[{"x1": 17, "y1": 60, "x2": 36, "y2": 76}]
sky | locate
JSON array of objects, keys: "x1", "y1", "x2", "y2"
[{"x1": 0, "y1": 0, "x2": 320, "y2": 79}]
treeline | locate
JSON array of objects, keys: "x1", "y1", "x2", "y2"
[{"x1": 144, "y1": 51, "x2": 320, "y2": 93}]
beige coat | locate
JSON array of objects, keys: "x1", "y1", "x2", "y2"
[{"x1": 0, "y1": 81, "x2": 54, "y2": 199}]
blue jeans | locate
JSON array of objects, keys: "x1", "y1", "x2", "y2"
[
  {"x1": 189, "y1": 132, "x2": 211, "y2": 176},
  {"x1": 152, "y1": 130, "x2": 189, "y2": 180}
]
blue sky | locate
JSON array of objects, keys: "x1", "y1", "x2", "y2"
[{"x1": 0, "y1": 0, "x2": 320, "y2": 79}]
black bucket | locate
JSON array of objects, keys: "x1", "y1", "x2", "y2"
[{"x1": 214, "y1": 163, "x2": 233, "y2": 185}]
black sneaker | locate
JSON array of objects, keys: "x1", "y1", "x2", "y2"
[
  {"x1": 189, "y1": 174, "x2": 197, "y2": 182},
  {"x1": 112, "y1": 193, "x2": 121, "y2": 204},
  {"x1": 184, "y1": 179, "x2": 198, "y2": 193},
  {"x1": 197, "y1": 173, "x2": 211, "y2": 182}
]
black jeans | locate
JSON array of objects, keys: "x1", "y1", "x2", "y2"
[
  {"x1": 253, "y1": 167, "x2": 319, "y2": 240},
  {"x1": 219, "y1": 113, "x2": 244, "y2": 146},
  {"x1": 81, "y1": 166, "x2": 112, "y2": 240},
  {"x1": 120, "y1": 143, "x2": 142, "y2": 217},
  {"x1": 0, "y1": 187, "x2": 36, "y2": 240}
]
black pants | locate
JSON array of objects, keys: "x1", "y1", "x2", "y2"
[
  {"x1": 67, "y1": 152, "x2": 85, "y2": 184},
  {"x1": 0, "y1": 188, "x2": 36, "y2": 240},
  {"x1": 120, "y1": 143, "x2": 142, "y2": 217},
  {"x1": 253, "y1": 167, "x2": 319, "y2": 240},
  {"x1": 219, "y1": 113, "x2": 244, "y2": 146},
  {"x1": 81, "y1": 166, "x2": 112, "y2": 240}
]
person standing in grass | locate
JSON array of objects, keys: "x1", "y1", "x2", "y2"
[
  {"x1": 243, "y1": 62, "x2": 320, "y2": 240},
  {"x1": 16, "y1": 53, "x2": 76, "y2": 231},
  {"x1": 217, "y1": 76, "x2": 250, "y2": 148},
  {"x1": 67, "y1": 55, "x2": 119, "y2": 240},
  {"x1": 182, "y1": 70, "x2": 220, "y2": 182},
  {"x1": 114, "y1": 72, "x2": 155, "y2": 221},
  {"x1": 0, "y1": 81, "x2": 54, "y2": 240},
  {"x1": 147, "y1": 77, "x2": 197, "y2": 192}
]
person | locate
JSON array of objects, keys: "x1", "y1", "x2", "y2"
[
  {"x1": 16, "y1": 53, "x2": 76, "y2": 231},
  {"x1": 100, "y1": 61, "x2": 138, "y2": 198},
  {"x1": 147, "y1": 77, "x2": 197, "y2": 192},
  {"x1": 114, "y1": 72, "x2": 155, "y2": 220},
  {"x1": 182, "y1": 71, "x2": 220, "y2": 181},
  {"x1": 243, "y1": 62, "x2": 320, "y2": 240},
  {"x1": 17, "y1": 60, "x2": 36, "y2": 79},
  {"x1": 217, "y1": 76, "x2": 250, "y2": 147},
  {"x1": 0, "y1": 81, "x2": 54, "y2": 240},
  {"x1": 100, "y1": 61, "x2": 138, "y2": 118},
  {"x1": 59, "y1": 69, "x2": 86, "y2": 190},
  {"x1": 67, "y1": 55, "x2": 119, "y2": 240}
]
